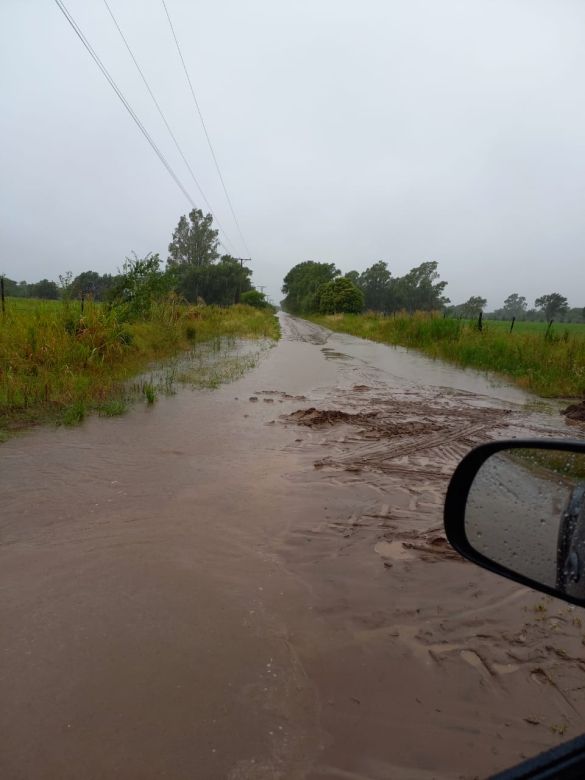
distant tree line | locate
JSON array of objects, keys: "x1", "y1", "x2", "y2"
[
  {"x1": 451, "y1": 292, "x2": 584, "y2": 323},
  {"x1": 2, "y1": 208, "x2": 268, "y2": 312},
  {"x1": 281, "y1": 259, "x2": 449, "y2": 315},
  {"x1": 281, "y1": 259, "x2": 583, "y2": 322}
]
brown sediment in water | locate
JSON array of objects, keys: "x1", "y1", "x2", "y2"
[
  {"x1": 0, "y1": 313, "x2": 582, "y2": 780},
  {"x1": 562, "y1": 400, "x2": 585, "y2": 422},
  {"x1": 284, "y1": 407, "x2": 378, "y2": 427}
]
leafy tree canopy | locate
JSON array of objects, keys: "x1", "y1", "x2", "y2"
[
  {"x1": 318, "y1": 277, "x2": 364, "y2": 314},
  {"x1": 282, "y1": 259, "x2": 449, "y2": 314},
  {"x1": 344, "y1": 270, "x2": 360, "y2": 286},
  {"x1": 70, "y1": 271, "x2": 117, "y2": 301},
  {"x1": 394, "y1": 261, "x2": 449, "y2": 312},
  {"x1": 167, "y1": 209, "x2": 219, "y2": 268},
  {"x1": 535, "y1": 293, "x2": 569, "y2": 321},
  {"x1": 501, "y1": 293, "x2": 527, "y2": 317},
  {"x1": 281, "y1": 261, "x2": 339, "y2": 313},
  {"x1": 177, "y1": 255, "x2": 252, "y2": 306},
  {"x1": 358, "y1": 261, "x2": 392, "y2": 311},
  {"x1": 449, "y1": 295, "x2": 487, "y2": 318},
  {"x1": 28, "y1": 279, "x2": 59, "y2": 300},
  {"x1": 241, "y1": 289, "x2": 269, "y2": 308}
]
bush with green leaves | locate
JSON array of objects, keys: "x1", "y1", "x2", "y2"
[
  {"x1": 108, "y1": 253, "x2": 175, "y2": 320},
  {"x1": 317, "y1": 277, "x2": 364, "y2": 314},
  {"x1": 241, "y1": 289, "x2": 268, "y2": 308}
]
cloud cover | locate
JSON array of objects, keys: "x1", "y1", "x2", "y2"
[{"x1": 1, "y1": 0, "x2": 584, "y2": 307}]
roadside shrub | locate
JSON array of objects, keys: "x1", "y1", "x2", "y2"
[{"x1": 318, "y1": 278, "x2": 364, "y2": 314}]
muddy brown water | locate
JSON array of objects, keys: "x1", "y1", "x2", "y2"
[{"x1": 1, "y1": 313, "x2": 584, "y2": 779}]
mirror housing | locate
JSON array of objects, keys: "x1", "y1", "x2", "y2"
[{"x1": 444, "y1": 439, "x2": 585, "y2": 607}]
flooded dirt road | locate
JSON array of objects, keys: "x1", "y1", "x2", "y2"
[{"x1": 1, "y1": 313, "x2": 584, "y2": 779}]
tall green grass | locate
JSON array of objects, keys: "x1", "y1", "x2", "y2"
[
  {"x1": 311, "y1": 312, "x2": 585, "y2": 398},
  {"x1": 0, "y1": 298, "x2": 279, "y2": 435}
]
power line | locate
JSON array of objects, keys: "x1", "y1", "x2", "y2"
[
  {"x1": 101, "y1": 0, "x2": 236, "y2": 255},
  {"x1": 160, "y1": 0, "x2": 252, "y2": 259},
  {"x1": 52, "y1": 0, "x2": 230, "y2": 251}
]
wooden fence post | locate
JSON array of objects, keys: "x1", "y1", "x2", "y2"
[{"x1": 509, "y1": 316, "x2": 516, "y2": 333}]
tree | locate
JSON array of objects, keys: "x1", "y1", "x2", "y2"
[
  {"x1": 28, "y1": 279, "x2": 59, "y2": 299},
  {"x1": 393, "y1": 261, "x2": 449, "y2": 312},
  {"x1": 167, "y1": 209, "x2": 219, "y2": 268},
  {"x1": 535, "y1": 293, "x2": 569, "y2": 321},
  {"x1": 69, "y1": 271, "x2": 117, "y2": 301},
  {"x1": 344, "y1": 270, "x2": 361, "y2": 286},
  {"x1": 281, "y1": 261, "x2": 339, "y2": 313},
  {"x1": 450, "y1": 296, "x2": 487, "y2": 318},
  {"x1": 501, "y1": 293, "x2": 527, "y2": 319},
  {"x1": 58, "y1": 271, "x2": 74, "y2": 300},
  {"x1": 359, "y1": 261, "x2": 392, "y2": 311},
  {"x1": 177, "y1": 255, "x2": 252, "y2": 305},
  {"x1": 318, "y1": 277, "x2": 364, "y2": 314},
  {"x1": 1, "y1": 277, "x2": 27, "y2": 297}
]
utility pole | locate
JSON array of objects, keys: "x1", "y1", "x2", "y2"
[{"x1": 236, "y1": 257, "x2": 251, "y2": 304}]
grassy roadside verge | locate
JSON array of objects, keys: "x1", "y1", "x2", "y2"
[
  {"x1": 0, "y1": 299, "x2": 279, "y2": 438},
  {"x1": 309, "y1": 312, "x2": 585, "y2": 398}
]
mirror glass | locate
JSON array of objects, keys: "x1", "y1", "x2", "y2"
[{"x1": 465, "y1": 447, "x2": 585, "y2": 601}]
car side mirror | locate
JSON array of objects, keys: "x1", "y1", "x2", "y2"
[{"x1": 444, "y1": 440, "x2": 585, "y2": 606}]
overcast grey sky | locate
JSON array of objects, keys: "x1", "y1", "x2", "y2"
[{"x1": 1, "y1": 0, "x2": 584, "y2": 308}]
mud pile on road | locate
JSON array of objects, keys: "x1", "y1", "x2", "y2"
[
  {"x1": 285, "y1": 407, "x2": 378, "y2": 427},
  {"x1": 282, "y1": 393, "x2": 517, "y2": 482},
  {"x1": 562, "y1": 400, "x2": 585, "y2": 423}
]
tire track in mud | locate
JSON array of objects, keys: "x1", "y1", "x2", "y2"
[
  {"x1": 258, "y1": 318, "x2": 585, "y2": 774},
  {"x1": 262, "y1": 376, "x2": 564, "y2": 570},
  {"x1": 265, "y1": 381, "x2": 585, "y2": 728}
]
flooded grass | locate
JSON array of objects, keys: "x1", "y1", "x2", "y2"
[
  {"x1": 97, "y1": 400, "x2": 128, "y2": 417},
  {"x1": 0, "y1": 299, "x2": 279, "y2": 439},
  {"x1": 311, "y1": 312, "x2": 585, "y2": 399},
  {"x1": 129, "y1": 337, "x2": 271, "y2": 400}
]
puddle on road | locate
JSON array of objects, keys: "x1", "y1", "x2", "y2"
[
  {"x1": 374, "y1": 539, "x2": 415, "y2": 561},
  {"x1": 316, "y1": 325, "x2": 536, "y2": 407},
  {"x1": 321, "y1": 348, "x2": 352, "y2": 361}
]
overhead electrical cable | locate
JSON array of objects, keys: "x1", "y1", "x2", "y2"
[
  {"x1": 101, "y1": 0, "x2": 236, "y2": 255},
  {"x1": 52, "y1": 0, "x2": 231, "y2": 251},
  {"x1": 160, "y1": 0, "x2": 252, "y2": 259}
]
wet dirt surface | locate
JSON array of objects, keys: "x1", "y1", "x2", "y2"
[{"x1": 1, "y1": 313, "x2": 584, "y2": 779}]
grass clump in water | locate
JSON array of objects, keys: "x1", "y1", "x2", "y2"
[
  {"x1": 97, "y1": 400, "x2": 128, "y2": 417},
  {"x1": 143, "y1": 382, "x2": 157, "y2": 405},
  {"x1": 61, "y1": 400, "x2": 86, "y2": 426}
]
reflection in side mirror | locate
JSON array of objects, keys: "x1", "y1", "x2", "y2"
[{"x1": 444, "y1": 441, "x2": 585, "y2": 606}]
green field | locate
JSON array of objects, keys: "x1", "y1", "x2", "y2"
[
  {"x1": 0, "y1": 297, "x2": 279, "y2": 438},
  {"x1": 310, "y1": 312, "x2": 585, "y2": 398},
  {"x1": 483, "y1": 319, "x2": 585, "y2": 338}
]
